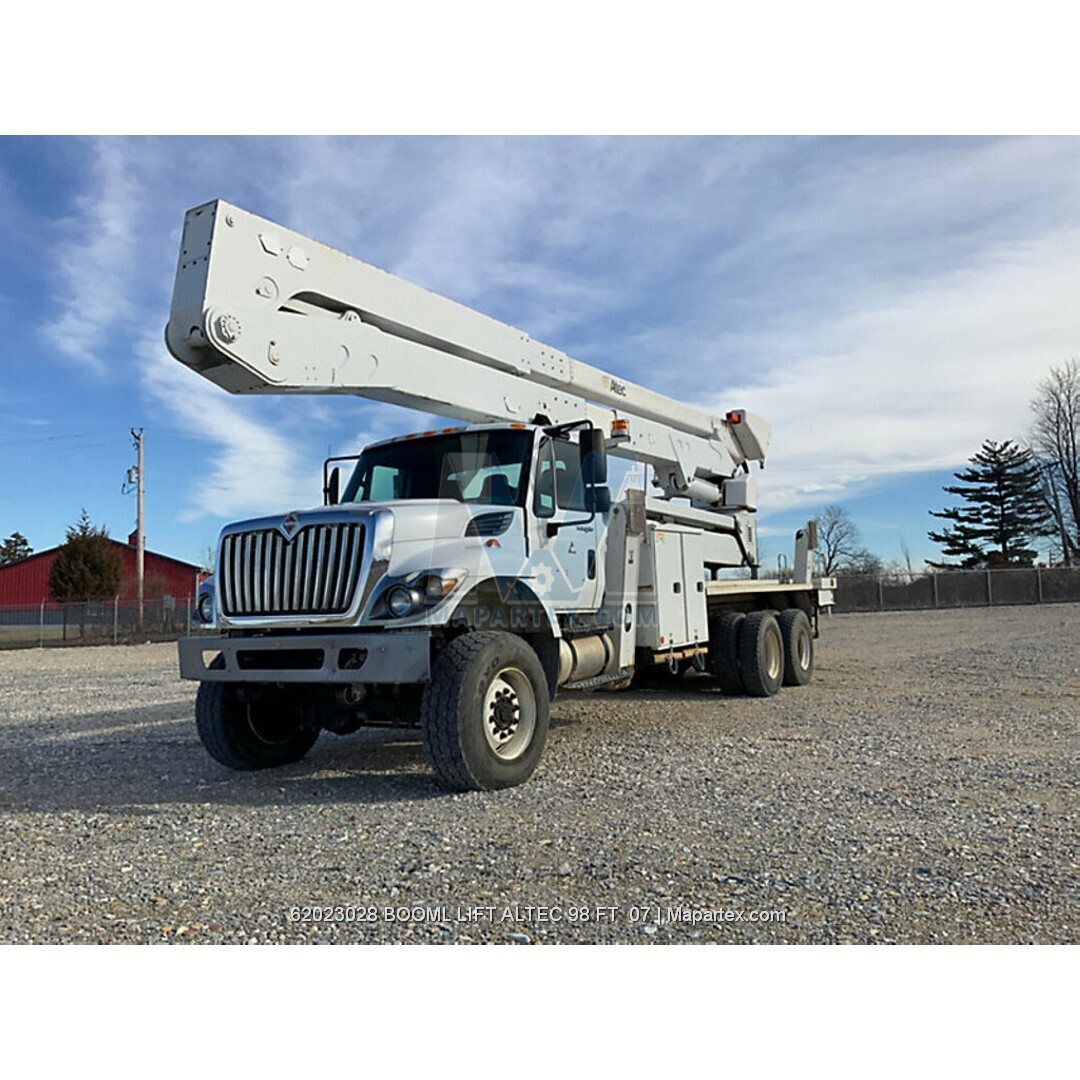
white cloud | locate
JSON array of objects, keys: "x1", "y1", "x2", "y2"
[
  {"x1": 40, "y1": 139, "x2": 143, "y2": 374},
  {"x1": 711, "y1": 224, "x2": 1080, "y2": 513},
  {"x1": 137, "y1": 334, "x2": 320, "y2": 522},
  {"x1": 389, "y1": 141, "x2": 561, "y2": 301},
  {"x1": 136, "y1": 334, "x2": 445, "y2": 525}
]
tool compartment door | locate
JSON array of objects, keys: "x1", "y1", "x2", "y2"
[
  {"x1": 679, "y1": 529, "x2": 708, "y2": 643},
  {"x1": 639, "y1": 525, "x2": 689, "y2": 649}
]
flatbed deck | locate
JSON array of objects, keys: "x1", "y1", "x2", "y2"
[{"x1": 705, "y1": 577, "x2": 836, "y2": 596}]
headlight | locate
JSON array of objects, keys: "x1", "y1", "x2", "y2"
[
  {"x1": 196, "y1": 588, "x2": 215, "y2": 624},
  {"x1": 377, "y1": 570, "x2": 467, "y2": 619},
  {"x1": 387, "y1": 585, "x2": 423, "y2": 618}
]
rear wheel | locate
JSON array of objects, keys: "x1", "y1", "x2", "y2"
[
  {"x1": 421, "y1": 632, "x2": 550, "y2": 791},
  {"x1": 738, "y1": 611, "x2": 783, "y2": 697},
  {"x1": 195, "y1": 683, "x2": 318, "y2": 770},
  {"x1": 778, "y1": 608, "x2": 814, "y2": 686},
  {"x1": 708, "y1": 611, "x2": 746, "y2": 694}
]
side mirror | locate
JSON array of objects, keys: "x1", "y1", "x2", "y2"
[
  {"x1": 580, "y1": 427, "x2": 608, "y2": 485},
  {"x1": 325, "y1": 467, "x2": 341, "y2": 506},
  {"x1": 588, "y1": 485, "x2": 612, "y2": 515}
]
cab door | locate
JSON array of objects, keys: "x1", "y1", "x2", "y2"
[{"x1": 531, "y1": 436, "x2": 602, "y2": 611}]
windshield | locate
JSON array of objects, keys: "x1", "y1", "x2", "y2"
[{"x1": 342, "y1": 429, "x2": 533, "y2": 506}]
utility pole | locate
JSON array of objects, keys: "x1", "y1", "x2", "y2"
[{"x1": 130, "y1": 428, "x2": 145, "y2": 630}]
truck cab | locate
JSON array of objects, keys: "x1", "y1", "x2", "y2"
[
  {"x1": 182, "y1": 420, "x2": 623, "y2": 790},
  {"x1": 196, "y1": 420, "x2": 610, "y2": 635}
]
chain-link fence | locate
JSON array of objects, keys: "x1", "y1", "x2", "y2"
[
  {"x1": 4, "y1": 568, "x2": 1077, "y2": 647},
  {"x1": 832, "y1": 566, "x2": 1080, "y2": 613},
  {"x1": 0, "y1": 597, "x2": 195, "y2": 648}
]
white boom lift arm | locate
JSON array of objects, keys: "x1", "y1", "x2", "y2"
[{"x1": 165, "y1": 200, "x2": 770, "y2": 537}]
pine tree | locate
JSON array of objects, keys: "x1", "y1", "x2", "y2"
[
  {"x1": 0, "y1": 532, "x2": 33, "y2": 565},
  {"x1": 929, "y1": 441, "x2": 1054, "y2": 568},
  {"x1": 48, "y1": 510, "x2": 123, "y2": 601}
]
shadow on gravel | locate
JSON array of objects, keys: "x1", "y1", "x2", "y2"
[
  {"x1": 0, "y1": 702, "x2": 449, "y2": 813},
  {"x1": 0, "y1": 674, "x2": 736, "y2": 814},
  {"x1": 553, "y1": 673, "x2": 729, "y2": 720}
]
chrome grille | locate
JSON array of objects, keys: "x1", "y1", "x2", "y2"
[{"x1": 220, "y1": 523, "x2": 365, "y2": 617}]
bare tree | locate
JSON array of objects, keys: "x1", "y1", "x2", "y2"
[
  {"x1": 1029, "y1": 359, "x2": 1080, "y2": 565},
  {"x1": 899, "y1": 536, "x2": 918, "y2": 583},
  {"x1": 815, "y1": 505, "x2": 879, "y2": 576},
  {"x1": 842, "y1": 549, "x2": 884, "y2": 578},
  {"x1": 816, "y1": 505, "x2": 858, "y2": 575}
]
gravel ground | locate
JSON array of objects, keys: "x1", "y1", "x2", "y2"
[{"x1": 0, "y1": 605, "x2": 1076, "y2": 945}]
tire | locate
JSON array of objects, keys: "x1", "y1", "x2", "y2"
[
  {"x1": 708, "y1": 611, "x2": 746, "y2": 694},
  {"x1": 778, "y1": 608, "x2": 814, "y2": 686},
  {"x1": 195, "y1": 682, "x2": 318, "y2": 771},
  {"x1": 421, "y1": 632, "x2": 550, "y2": 791},
  {"x1": 738, "y1": 611, "x2": 784, "y2": 698}
]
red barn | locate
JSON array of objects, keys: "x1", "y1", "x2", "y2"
[{"x1": 0, "y1": 540, "x2": 201, "y2": 606}]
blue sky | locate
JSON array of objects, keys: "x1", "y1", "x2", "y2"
[{"x1": 1, "y1": 136, "x2": 1077, "y2": 574}]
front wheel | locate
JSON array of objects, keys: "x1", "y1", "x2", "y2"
[
  {"x1": 195, "y1": 682, "x2": 318, "y2": 770},
  {"x1": 421, "y1": 632, "x2": 550, "y2": 791}
]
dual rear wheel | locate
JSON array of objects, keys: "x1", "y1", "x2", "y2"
[{"x1": 707, "y1": 607, "x2": 813, "y2": 697}]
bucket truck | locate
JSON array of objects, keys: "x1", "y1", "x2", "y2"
[{"x1": 167, "y1": 200, "x2": 834, "y2": 791}]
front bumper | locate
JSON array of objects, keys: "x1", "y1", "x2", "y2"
[{"x1": 178, "y1": 631, "x2": 431, "y2": 684}]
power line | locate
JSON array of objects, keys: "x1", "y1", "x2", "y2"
[
  {"x1": 0, "y1": 430, "x2": 120, "y2": 449},
  {"x1": 0, "y1": 422, "x2": 227, "y2": 451}
]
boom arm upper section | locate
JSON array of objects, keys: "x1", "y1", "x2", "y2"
[{"x1": 165, "y1": 200, "x2": 770, "y2": 506}]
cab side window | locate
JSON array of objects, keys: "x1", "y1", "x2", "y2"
[
  {"x1": 534, "y1": 439, "x2": 556, "y2": 517},
  {"x1": 553, "y1": 438, "x2": 587, "y2": 511},
  {"x1": 533, "y1": 437, "x2": 586, "y2": 516}
]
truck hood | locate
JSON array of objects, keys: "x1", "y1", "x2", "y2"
[
  {"x1": 347, "y1": 499, "x2": 517, "y2": 543},
  {"x1": 224, "y1": 499, "x2": 515, "y2": 543}
]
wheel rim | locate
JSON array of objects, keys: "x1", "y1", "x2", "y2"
[
  {"x1": 796, "y1": 627, "x2": 812, "y2": 671},
  {"x1": 482, "y1": 667, "x2": 537, "y2": 761},
  {"x1": 764, "y1": 626, "x2": 783, "y2": 682},
  {"x1": 245, "y1": 702, "x2": 297, "y2": 747}
]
